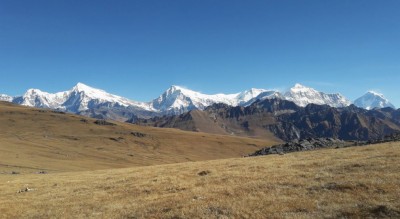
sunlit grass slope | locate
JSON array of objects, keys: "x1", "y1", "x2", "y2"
[
  {"x1": 0, "y1": 142, "x2": 399, "y2": 218},
  {"x1": 0, "y1": 101, "x2": 274, "y2": 173}
]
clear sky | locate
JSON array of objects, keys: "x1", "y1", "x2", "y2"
[{"x1": 0, "y1": 0, "x2": 399, "y2": 106}]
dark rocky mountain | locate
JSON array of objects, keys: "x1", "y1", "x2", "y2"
[
  {"x1": 268, "y1": 104, "x2": 400, "y2": 141},
  {"x1": 132, "y1": 98, "x2": 400, "y2": 141}
]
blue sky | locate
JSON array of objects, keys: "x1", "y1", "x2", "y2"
[{"x1": 0, "y1": 0, "x2": 399, "y2": 106}]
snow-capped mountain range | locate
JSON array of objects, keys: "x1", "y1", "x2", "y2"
[
  {"x1": 10, "y1": 83, "x2": 153, "y2": 113},
  {"x1": 0, "y1": 83, "x2": 396, "y2": 120},
  {"x1": 150, "y1": 85, "x2": 280, "y2": 115},
  {"x1": 284, "y1": 83, "x2": 351, "y2": 108}
]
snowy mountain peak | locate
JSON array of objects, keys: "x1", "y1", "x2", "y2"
[
  {"x1": 71, "y1": 82, "x2": 146, "y2": 107},
  {"x1": 0, "y1": 94, "x2": 13, "y2": 102},
  {"x1": 153, "y1": 86, "x2": 224, "y2": 114},
  {"x1": 237, "y1": 88, "x2": 269, "y2": 104},
  {"x1": 169, "y1": 85, "x2": 184, "y2": 90},
  {"x1": 290, "y1": 83, "x2": 316, "y2": 93},
  {"x1": 366, "y1": 91, "x2": 385, "y2": 99},
  {"x1": 294, "y1": 83, "x2": 302, "y2": 87},
  {"x1": 25, "y1": 88, "x2": 45, "y2": 95},
  {"x1": 68, "y1": 82, "x2": 153, "y2": 111},
  {"x1": 72, "y1": 82, "x2": 106, "y2": 95},
  {"x1": 13, "y1": 87, "x2": 63, "y2": 108},
  {"x1": 166, "y1": 85, "x2": 178, "y2": 92},
  {"x1": 293, "y1": 83, "x2": 308, "y2": 89},
  {"x1": 73, "y1": 82, "x2": 93, "y2": 91},
  {"x1": 284, "y1": 83, "x2": 351, "y2": 108},
  {"x1": 354, "y1": 91, "x2": 395, "y2": 110},
  {"x1": 151, "y1": 86, "x2": 279, "y2": 114},
  {"x1": 243, "y1": 88, "x2": 267, "y2": 95},
  {"x1": 166, "y1": 85, "x2": 193, "y2": 95},
  {"x1": 9, "y1": 83, "x2": 153, "y2": 113}
]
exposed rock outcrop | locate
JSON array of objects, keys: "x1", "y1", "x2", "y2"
[
  {"x1": 248, "y1": 133, "x2": 400, "y2": 157},
  {"x1": 247, "y1": 138, "x2": 346, "y2": 156}
]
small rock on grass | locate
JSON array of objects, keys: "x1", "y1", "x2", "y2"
[{"x1": 17, "y1": 187, "x2": 34, "y2": 193}]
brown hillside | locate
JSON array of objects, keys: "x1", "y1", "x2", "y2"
[
  {"x1": 137, "y1": 108, "x2": 280, "y2": 140},
  {"x1": 0, "y1": 102, "x2": 276, "y2": 173}
]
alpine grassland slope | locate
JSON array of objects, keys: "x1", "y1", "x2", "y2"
[
  {"x1": 0, "y1": 101, "x2": 274, "y2": 173},
  {"x1": 0, "y1": 142, "x2": 399, "y2": 218}
]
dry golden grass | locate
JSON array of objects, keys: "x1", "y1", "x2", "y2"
[
  {"x1": 0, "y1": 142, "x2": 399, "y2": 218},
  {"x1": 0, "y1": 102, "x2": 274, "y2": 173}
]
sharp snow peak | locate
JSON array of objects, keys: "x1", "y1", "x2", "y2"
[{"x1": 73, "y1": 82, "x2": 94, "y2": 91}]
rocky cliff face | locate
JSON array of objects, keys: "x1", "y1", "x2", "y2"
[
  {"x1": 268, "y1": 104, "x2": 398, "y2": 141},
  {"x1": 247, "y1": 138, "x2": 347, "y2": 156}
]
